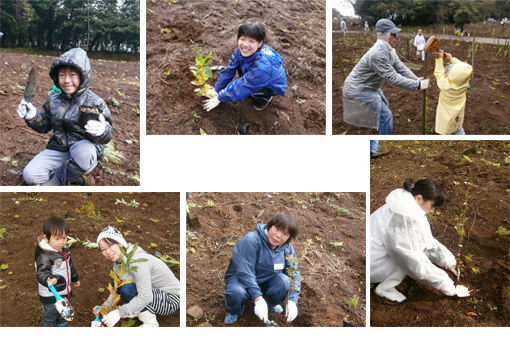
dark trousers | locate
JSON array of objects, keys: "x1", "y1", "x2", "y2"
[{"x1": 224, "y1": 273, "x2": 290, "y2": 315}]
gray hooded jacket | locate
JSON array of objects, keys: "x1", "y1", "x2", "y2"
[{"x1": 25, "y1": 48, "x2": 113, "y2": 159}]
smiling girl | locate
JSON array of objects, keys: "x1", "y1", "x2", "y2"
[
  {"x1": 223, "y1": 212, "x2": 301, "y2": 325},
  {"x1": 203, "y1": 18, "x2": 287, "y2": 112},
  {"x1": 370, "y1": 179, "x2": 460, "y2": 302}
]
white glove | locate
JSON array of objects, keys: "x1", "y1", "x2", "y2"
[
  {"x1": 102, "y1": 309, "x2": 121, "y2": 327},
  {"x1": 17, "y1": 99, "x2": 37, "y2": 120},
  {"x1": 445, "y1": 259, "x2": 460, "y2": 280},
  {"x1": 203, "y1": 96, "x2": 220, "y2": 112},
  {"x1": 419, "y1": 79, "x2": 429, "y2": 90},
  {"x1": 254, "y1": 298, "x2": 268, "y2": 322},
  {"x1": 438, "y1": 281, "x2": 456, "y2": 296},
  {"x1": 85, "y1": 114, "x2": 106, "y2": 137},
  {"x1": 285, "y1": 300, "x2": 298, "y2": 323}
]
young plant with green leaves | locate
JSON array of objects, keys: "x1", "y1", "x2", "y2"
[
  {"x1": 285, "y1": 255, "x2": 301, "y2": 304},
  {"x1": 189, "y1": 49, "x2": 216, "y2": 99},
  {"x1": 99, "y1": 243, "x2": 148, "y2": 316}
]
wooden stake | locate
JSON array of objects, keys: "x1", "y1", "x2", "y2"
[
  {"x1": 471, "y1": 36, "x2": 475, "y2": 79},
  {"x1": 336, "y1": 50, "x2": 346, "y2": 81},
  {"x1": 422, "y1": 51, "x2": 428, "y2": 135}
]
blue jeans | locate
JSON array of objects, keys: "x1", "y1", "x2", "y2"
[
  {"x1": 42, "y1": 302, "x2": 67, "y2": 327},
  {"x1": 379, "y1": 101, "x2": 393, "y2": 135},
  {"x1": 224, "y1": 273, "x2": 290, "y2": 316},
  {"x1": 370, "y1": 140, "x2": 379, "y2": 153},
  {"x1": 453, "y1": 126, "x2": 465, "y2": 135}
]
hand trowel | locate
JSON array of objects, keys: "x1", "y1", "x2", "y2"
[
  {"x1": 91, "y1": 306, "x2": 102, "y2": 327},
  {"x1": 24, "y1": 67, "x2": 38, "y2": 103},
  {"x1": 47, "y1": 282, "x2": 74, "y2": 321}
]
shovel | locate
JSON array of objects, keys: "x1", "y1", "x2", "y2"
[
  {"x1": 91, "y1": 306, "x2": 102, "y2": 327},
  {"x1": 47, "y1": 282, "x2": 74, "y2": 321},
  {"x1": 24, "y1": 67, "x2": 38, "y2": 103}
]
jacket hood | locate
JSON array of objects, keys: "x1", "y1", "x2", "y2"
[
  {"x1": 447, "y1": 61, "x2": 472, "y2": 87},
  {"x1": 386, "y1": 189, "x2": 426, "y2": 221},
  {"x1": 37, "y1": 235, "x2": 60, "y2": 253},
  {"x1": 49, "y1": 48, "x2": 91, "y2": 99}
]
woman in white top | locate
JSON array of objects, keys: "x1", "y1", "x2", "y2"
[{"x1": 370, "y1": 179, "x2": 459, "y2": 302}]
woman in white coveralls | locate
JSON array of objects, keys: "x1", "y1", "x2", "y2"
[{"x1": 370, "y1": 179, "x2": 460, "y2": 302}]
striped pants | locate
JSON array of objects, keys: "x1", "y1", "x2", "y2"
[{"x1": 118, "y1": 283, "x2": 180, "y2": 315}]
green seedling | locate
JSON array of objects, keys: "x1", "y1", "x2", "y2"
[
  {"x1": 207, "y1": 200, "x2": 215, "y2": 206},
  {"x1": 496, "y1": 226, "x2": 509, "y2": 236},
  {"x1": 347, "y1": 295, "x2": 358, "y2": 308},
  {"x1": 99, "y1": 243, "x2": 148, "y2": 317},
  {"x1": 471, "y1": 267, "x2": 480, "y2": 274},
  {"x1": 115, "y1": 198, "x2": 140, "y2": 208},
  {"x1": 1, "y1": 263, "x2": 9, "y2": 270},
  {"x1": 0, "y1": 228, "x2": 7, "y2": 240},
  {"x1": 454, "y1": 184, "x2": 472, "y2": 279},
  {"x1": 190, "y1": 49, "x2": 216, "y2": 98},
  {"x1": 159, "y1": 255, "x2": 180, "y2": 268}
]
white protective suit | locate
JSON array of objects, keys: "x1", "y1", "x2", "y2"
[
  {"x1": 370, "y1": 189, "x2": 456, "y2": 302},
  {"x1": 342, "y1": 34, "x2": 420, "y2": 129},
  {"x1": 414, "y1": 34, "x2": 425, "y2": 60},
  {"x1": 341, "y1": 20, "x2": 347, "y2": 34}
]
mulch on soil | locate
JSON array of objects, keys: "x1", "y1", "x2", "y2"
[
  {"x1": 186, "y1": 192, "x2": 366, "y2": 327},
  {"x1": 370, "y1": 140, "x2": 509, "y2": 326},
  {"x1": 0, "y1": 192, "x2": 179, "y2": 327}
]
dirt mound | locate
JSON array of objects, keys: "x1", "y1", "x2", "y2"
[
  {"x1": 370, "y1": 140, "x2": 509, "y2": 326},
  {"x1": 146, "y1": 0, "x2": 326, "y2": 135},
  {"x1": 0, "y1": 192, "x2": 179, "y2": 327},
  {"x1": 0, "y1": 53, "x2": 140, "y2": 186},
  {"x1": 186, "y1": 192, "x2": 366, "y2": 327}
]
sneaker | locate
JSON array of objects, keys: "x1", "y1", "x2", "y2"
[
  {"x1": 224, "y1": 313, "x2": 238, "y2": 324},
  {"x1": 270, "y1": 305, "x2": 283, "y2": 314},
  {"x1": 253, "y1": 96, "x2": 272, "y2": 110},
  {"x1": 370, "y1": 151, "x2": 389, "y2": 159}
]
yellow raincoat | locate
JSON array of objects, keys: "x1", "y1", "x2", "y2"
[{"x1": 434, "y1": 58, "x2": 472, "y2": 135}]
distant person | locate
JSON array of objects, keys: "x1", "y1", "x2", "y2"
[
  {"x1": 414, "y1": 29, "x2": 425, "y2": 61},
  {"x1": 16, "y1": 48, "x2": 113, "y2": 186},
  {"x1": 341, "y1": 19, "x2": 348, "y2": 35},
  {"x1": 434, "y1": 49, "x2": 473, "y2": 135},
  {"x1": 223, "y1": 213, "x2": 301, "y2": 325},
  {"x1": 203, "y1": 18, "x2": 287, "y2": 112},
  {"x1": 365, "y1": 21, "x2": 369, "y2": 32},
  {"x1": 342, "y1": 19, "x2": 429, "y2": 135},
  {"x1": 370, "y1": 179, "x2": 460, "y2": 302}
]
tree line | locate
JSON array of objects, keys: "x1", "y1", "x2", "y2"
[
  {"x1": 334, "y1": 0, "x2": 510, "y2": 30},
  {"x1": 0, "y1": 0, "x2": 140, "y2": 53}
]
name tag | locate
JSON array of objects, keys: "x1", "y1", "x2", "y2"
[{"x1": 274, "y1": 263, "x2": 284, "y2": 270}]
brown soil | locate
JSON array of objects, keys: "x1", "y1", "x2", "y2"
[
  {"x1": 186, "y1": 192, "x2": 366, "y2": 327},
  {"x1": 333, "y1": 32, "x2": 510, "y2": 135},
  {"x1": 146, "y1": 0, "x2": 326, "y2": 135},
  {"x1": 370, "y1": 140, "x2": 510, "y2": 327},
  {"x1": 0, "y1": 52, "x2": 141, "y2": 185},
  {"x1": 0, "y1": 192, "x2": 180, "y2": 327}
]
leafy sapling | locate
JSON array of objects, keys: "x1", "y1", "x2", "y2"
[
  {"x1": 99, "y1": 243, "x2": 148, "y2": 316},
  {"x1": 190, "y1": 49, "x2": 216, "y2": 99}
]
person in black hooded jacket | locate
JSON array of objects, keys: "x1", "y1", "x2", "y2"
[
  {"x1": 35, "y1": 217, "x2": 80, "y2": 327},
  {"x1": 17, "y1": 48, "x2": 113, "y2": 186}
]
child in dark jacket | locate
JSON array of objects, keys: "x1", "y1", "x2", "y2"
[
  {"x1": 203, "y1": 18, "x2": 287, "y2": 112},
  {"x1": 17, "y1": 48, "x2": 113, "y2": 186},
  {"x1": 35, "y1": 217, "x2": 80, "y2": 327}
]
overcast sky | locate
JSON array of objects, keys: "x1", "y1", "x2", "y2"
[{"x1": 332, "y1": 0, "x2": 358, "y2": 17}]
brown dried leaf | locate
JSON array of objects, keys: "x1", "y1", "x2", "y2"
[{"x1": 467, "y1": 312, "x2": 478, "y2": 316}]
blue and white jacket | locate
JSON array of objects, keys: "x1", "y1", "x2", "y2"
[
  {"x1": 215, "y1": 46, "x2": 287, "y2": 102},
  {"x1": 224, "y1": 223, "x2": 301, "y2": 304}
]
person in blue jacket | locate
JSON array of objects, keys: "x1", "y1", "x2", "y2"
[
  {"x1": 223, "y1": 212, "x2": 301, "y2": 325},
  {"x1": 203, "y1": 18, "x2": 287, "y2": 112}
]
